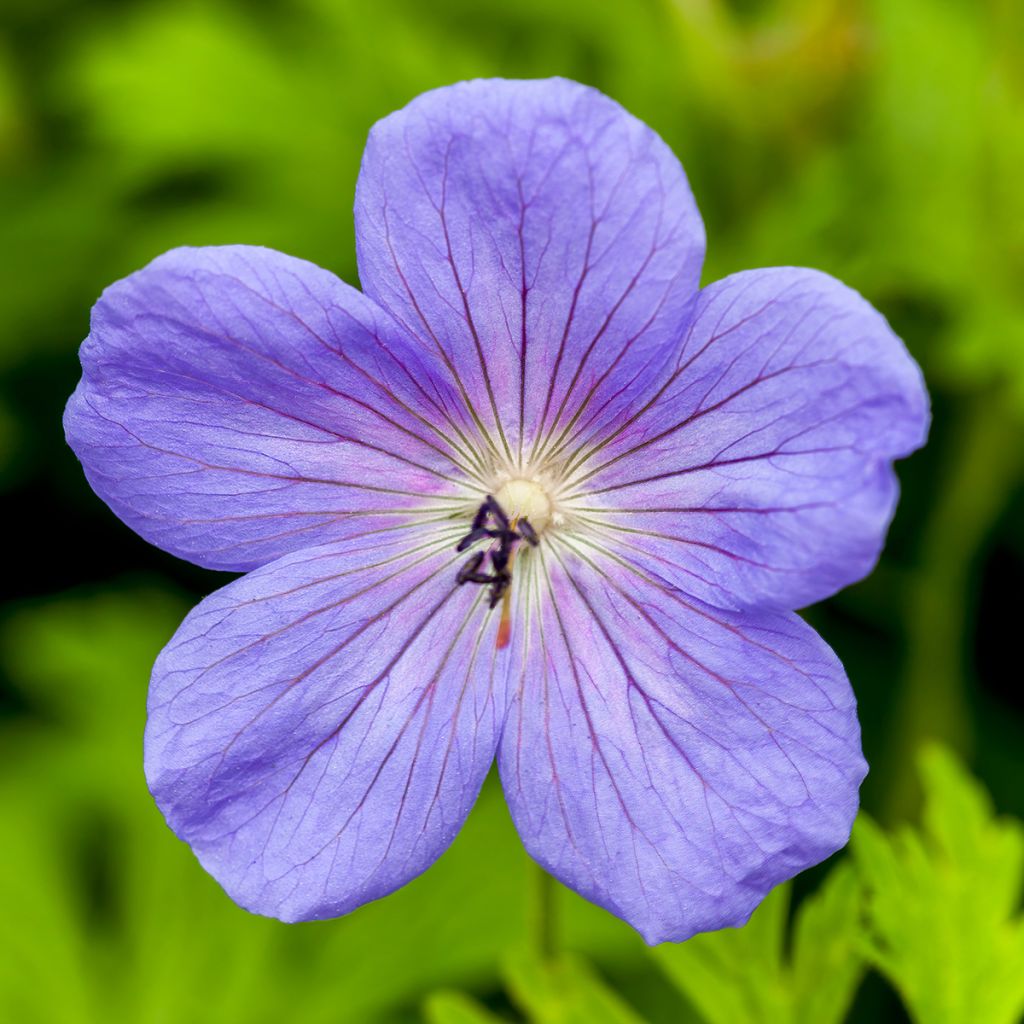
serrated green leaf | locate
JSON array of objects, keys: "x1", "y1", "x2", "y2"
[
  {"x1": 853, "y1": 745, "x2": 1024, "y2": 1024},
  {"x1": 650, "y1": 867, "x2": 864, "y2": 1024},
  {"x1": 789, "y1": 863, "x2": 865, "y2": 1024},
  {"x1": 504, "y1": 953, "x2": 649, "y2": 1024},
  {"x1": 649, "y1": 884, "x2": 789, "y2": 1024}
]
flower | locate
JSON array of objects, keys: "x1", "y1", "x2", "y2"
[{"x1": 64, "y1": 77, "x2": 928, "y2": 944}]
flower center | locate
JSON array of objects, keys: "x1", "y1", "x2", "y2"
[{"x1": 493, "y1": 477, "x2": 553, "y2": 534}]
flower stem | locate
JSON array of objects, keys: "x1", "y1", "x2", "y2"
[
  {"x1": 530, "y1": 861, "x2": 558, "y2": 960},
  {"x1": 883, "y1": 393, "x2": 1022, "y2": 820}
]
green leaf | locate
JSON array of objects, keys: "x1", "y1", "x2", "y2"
[
  {"x1": 424, "y1": 991, "x2": 507, "y2": 1024},
  {"x1": 853, "y1": 745, "x2": 1024, "y2": 1024},
  {"x1": 649, "y1": 884, "x2": 788, "y2": 1024},
  {"x1": 789, "y1": 863, "x2": 866, "y2": 1024},
  {"x1": 650, "y1": 866, "x2": 864, "y2": 1024},
  {"x1": 504, "y1": 953, "x2": 650, "y2": 1024}
]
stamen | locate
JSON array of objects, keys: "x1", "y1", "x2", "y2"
[
  {"x1": 487, "y1": 570, "x2": 510, "y2": 609},
  {"x1": 491, "y1": 543, "x2": 510, "y2": 573},
  {"x1": 517, "y1": 519, "x2": 539, "y2": 546},
  {"x1": 484, "y1": 494, "x2": 509, "y2": 529},
  {"x1": 471, "y1": 504, "x2": 489, "y2": 531},
  {"x1": 456, "y1": 527, "x2": 494, "y2": 552},
  {"x1": 456, "y1": 551, "x2": 487, "y2": 584},
  {"x1": 454, "y1": 493, "x2": 545, "y2": 650}
]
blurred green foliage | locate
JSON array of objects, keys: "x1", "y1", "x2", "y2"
[
  {"x1": 2, "y1": 0, "x2": 1022, "y2": 1021},
  {"x1": 854, "y1": 748, "x2": 1024, "y2": 1024}
]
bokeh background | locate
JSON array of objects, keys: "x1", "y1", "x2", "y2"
[{"x1": 2, "y1": 1, "x2": 1022, "y2": 1022}]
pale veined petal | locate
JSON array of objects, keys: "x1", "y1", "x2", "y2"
[{"x1": 499, "y1": 532, "x2": 865, "y2": 943}]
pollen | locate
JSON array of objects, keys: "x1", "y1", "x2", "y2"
[{"x1": 493, "y1": 477, "x2": 553, "y2": 534}]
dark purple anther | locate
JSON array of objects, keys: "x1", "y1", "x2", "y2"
[
  {"x1": 456, "y1": 552, "x2": 486, "y2": 584},
  {"x1": 457, "y1": 528, "x2": 492, "y2": 552},
  {"x1": 483, "y1": 494, "x2": 509, "y2": 529},
  {"x1": 517, "y1": 519, "x2": 539, "y2": 546}
]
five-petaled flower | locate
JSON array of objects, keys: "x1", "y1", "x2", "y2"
[{"x1": 64, "y1": 78, "x2": 928, "y2": 943}]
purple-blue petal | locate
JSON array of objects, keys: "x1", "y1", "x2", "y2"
[
  {"x1": 355, "y1": 77, "x2": 705, "y2": 462},
  {"x1": 145, "y1": 525, "x2": 507, "y2": 922},
  {"x1": 65, "y1": 244, "x2": 475, "y2": 571},
  {"x1": 499, "y1": 538, "x2": 866, "y2": 944},
  {"x1": 564, "y1": 267, "x2": 929, "y2": 612}
]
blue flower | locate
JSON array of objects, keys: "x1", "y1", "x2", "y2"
[{"x1": 64, "y1": 78, "x2": 928, "y2": 943}]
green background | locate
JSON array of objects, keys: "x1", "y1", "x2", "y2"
[{"x1": 2, "y1": 1, "x2": 1022, "y2": 1021}]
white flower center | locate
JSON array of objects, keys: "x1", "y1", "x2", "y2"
[{"x1": 494, "y1": 476, "x2": 553, "y2": 533}]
